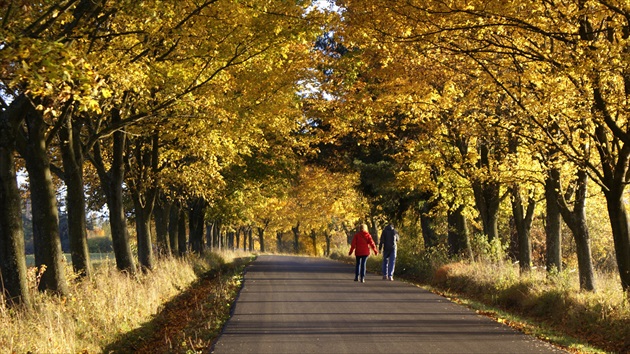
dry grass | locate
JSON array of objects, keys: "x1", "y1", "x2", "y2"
[
  {"x1": 0, "y1": 250, "x2": 251, "y2": 353},
  {"x1": 432, "y1": 261, "x2": 630, "y2": 353}
]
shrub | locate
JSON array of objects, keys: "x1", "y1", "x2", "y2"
[
  {"x1": 496, "y1": 282, "x2": 531, "y2": 310},
  {"x1": 87, "y1": 236, "x2": 113, "y2": 253},
  {"x1": 328, "y1": 249, "x2": 347, "y2": 261},
  {"x1": 526, "y1": 288, "x2": 569, "y2": 320},
  {"x1": 396, "y1": 243, "x2": 450, "y2": 281},
  {"x1": 470, "y1": 233, "x2": 508, "y2": 264}
]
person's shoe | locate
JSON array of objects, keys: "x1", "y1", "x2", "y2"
[
  {"x1": 389, "y1": 276, "x2": 394, "y2": 281},
  {"x1": 382, "y1": 275, "x2": 388, "y2": 280},
  {"x1": 361, "y1": 278, "x2": 365, "y2": 283},
  {"x1": 354, "y1": 277, "x2": 358, "y2": 281}
]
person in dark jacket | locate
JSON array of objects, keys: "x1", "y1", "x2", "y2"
[
  {"x1": 379, "y1": 223, "x2": 399, "y2": 281},
  {"x1": 349, "y1": 224, "x2": 378, "y2": 282}
]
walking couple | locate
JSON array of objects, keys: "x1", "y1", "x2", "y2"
[{"x1": 348, "y1": 223, "x2": 399, "y2": 282}]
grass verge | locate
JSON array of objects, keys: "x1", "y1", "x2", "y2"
[
  {"x1": 428, "y1": 262, "x2": 629, "y2": 353},
  {"x1": 0, "y1": 250, "x2": 253, "y2": 353},
  {"x1": 104, "y1": 255, "x2": 252, "y2": 353}
]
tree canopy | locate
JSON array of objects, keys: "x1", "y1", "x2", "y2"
[{"x1": 3, "y1": 0, "x2": 630, "y2": 309}]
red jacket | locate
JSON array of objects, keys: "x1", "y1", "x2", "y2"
[{"x1": 349, "y1": 230, "x2": 378, "y2": 257}]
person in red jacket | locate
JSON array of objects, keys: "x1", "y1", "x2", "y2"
[{"x1": 348, "y1": 224, "x2": 378, "y2": 282}]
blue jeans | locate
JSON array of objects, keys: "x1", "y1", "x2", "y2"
[
  {"x1": 355, "y1": 256, "x2": 368, "y2": 280},
  {"x1": 382, "y1": 250, "x2": 396, "y2": 278}
]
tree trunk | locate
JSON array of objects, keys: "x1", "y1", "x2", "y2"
[
  {"x1": 603, "y1": 187, "x2": 630, "y2": 291},
  {"x1": 177, "y1": 207, "x2": 187, "y2": 256},
  {"x1": 292, "y1": 222, "x2": 300, "y2": 254},
  {"x1": 106, "y1": 136, "x2": 135, "y2": 272},
  {"x1": 154, "y1": 196, "x2": 171, "y2": 257},
  {"x1": 132, "y1": 193, "x2": 154, "y2": 271},
  {"x1": 591, "y1": 67, "x2": 630, "y2": 291},
  {"x1": 59, "y1": 116, "x2": 91, "y2": 278},
  {"x1": 128, "y1": 134, "x2": 159, "y2": 270},
  {"x1": 544, "y1": 167, "x2": 562, "y2": 273},
  {"x1": 0, "y1": 104, "x2": 31, "y2": 308},
  {"x1": 248, "y1": 227, "x2": 253, "y2": 252},
  {"x1": 447, "y1": 204, "x2": 473, "y2": 260},
  {"x1": 419, "y1": 198, "x2": 439, "y2": 248},
  {"x1": 571, "y1": 213, "x2": 596, "y2": 292},
  {"x1": 310, "y1": 229, "x2": 317, "y2": 256},
  {"x1": 23, "y1": 102, "x2": 69, "y2": 295},
  {"x1": 168, "y1": 203, "x2": 180, "y2": 255},
  {"x1": 227, "y1": 231, "x2": 235, "y2": 250},
  {"x1": 556, "y1": 169, "x2": 596, "y2": 291},
  {"x1": 471, "y1": 139, "x2": 501, "y2": 242},
  {"x1": 472, "y1": 180, "x2": 501, "y2": 242},
  {"x1": 276, "y1": 231, "x2": 283, "y2": 252},
  {"x1": 206, "y1": 221, "x2": 214, "y2": 252},
  {"x1": 257, "y1": 227, "x2": 266, "y2": 253},
  {"x1": 325, "y1": 232, "x2": 332, "y2": 256},
  {"x1": 242, "y1": 227, "x2": 247, "y2": 251},
  {"x1": 91, "y1": 108, "x2": 136, "y2": 274},
  {"x1": 188, "y1": 198, "x2": 206, "y2": 254},
  {"x1": 103, "y1": 140, "x2": 136, "y2": 273},
  {"x1": 213, "y1": 221, "x2": 222, "y2": 250},
  {"x1": 510, "y1": 185, "x2": 536, "y2": 274},
  {"x1": 210, "y1": 221, "x2": 216, "y2": 250}
]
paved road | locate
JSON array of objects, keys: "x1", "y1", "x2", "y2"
[{"x1": 211, "y1": 255, "x2": 565, "y2": 353}]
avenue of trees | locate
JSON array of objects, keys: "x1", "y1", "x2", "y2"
[
  {"x1": 2, "y1": 0, "x2": 630, "y2": 309},
  {"x1": 0, "y1": 0, "x2": 350, "y2": 308}
]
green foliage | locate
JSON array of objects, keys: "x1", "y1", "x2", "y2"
[
  {"x1": 526, "y1": 288, "x2": 570, "y2": 319},
  {"x1": 188, "y1": 252, "x2": 226, "y2": 275},
  {"x1": 470, "y1": 233, "x2": 509, "y2": 264},
  {"x1": 495, "y1": 282, "x2": 532, "y2": 310},
  {"x1": 87, "y1": 237, "x2": 113, "y2": 253},
  {"x1": 396, "y1": 243, "x2": 450, "y2": 281}
]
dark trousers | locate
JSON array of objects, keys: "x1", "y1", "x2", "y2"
[{"x1": 355, "y1": 255, "x2": 368, "y2": 280}]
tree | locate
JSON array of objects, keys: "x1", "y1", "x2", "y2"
[
  {"x1": 336, "y1": 0, "x2": 607, "y2": 290},
  {"x1": 0, "y1": 0, "x2": 111, "y2": 293},
  {"x1": 58, "y1": 109, "x2": 92, "y2": 278},
  {"x1": 127, "y1": 133, "x2": 159, "y2": 270},
  {"x1": 0, "y1": 97, "x2": 31, "y2": 308}
]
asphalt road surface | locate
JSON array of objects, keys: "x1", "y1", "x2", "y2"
[{"x1": 210, "y1": 255, "x2": 566, "y2": 353}]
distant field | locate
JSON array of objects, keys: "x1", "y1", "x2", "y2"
[{"x1": 25, "y1": 253, "x2": 115, "y2": 267}]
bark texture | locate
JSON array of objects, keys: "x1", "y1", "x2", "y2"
[{"x1": 0, "y1": 100, "x2": 31, "y2": 307}]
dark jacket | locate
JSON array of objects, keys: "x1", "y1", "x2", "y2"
[
  {"x1": 349, "y1": 230, "x2": 378, "y2": 257},
  {"x1": 379, "y1": 224, "x2": 399, "y2": 256}
]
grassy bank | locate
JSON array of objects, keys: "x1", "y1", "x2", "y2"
[
  {"x1": 429, "y1": 261, "x2": 629, "y2": 353},
  {"x1": 0, "y1": 250, "x2": 252, "y2": 353}
]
